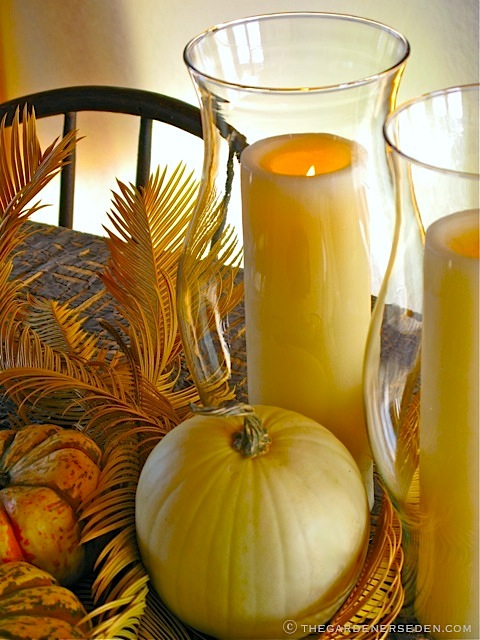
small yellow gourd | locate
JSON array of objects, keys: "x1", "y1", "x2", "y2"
[{"x1": 136, "y1": 405, "x2": 369, "y2": 639}]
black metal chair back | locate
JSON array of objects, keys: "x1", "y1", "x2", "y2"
[{"x1": 0, "y1": 85, "x2": 202, "y2": 228}]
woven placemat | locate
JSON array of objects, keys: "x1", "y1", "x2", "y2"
[{"x1": 12, "y1": 222, "x2": 113, "y2": 328}]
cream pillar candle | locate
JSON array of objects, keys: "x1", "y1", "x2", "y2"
[
  {"x1": 416, "y1": 209, "x2": 479, "y2": 639},
  {"x1": 240, "y1": 133, "x2": 372, "y2": 500}
]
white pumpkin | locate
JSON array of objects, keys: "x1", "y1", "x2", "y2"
[{"x1": 135, "y1": 405, "x2": 369, "y2": 639}]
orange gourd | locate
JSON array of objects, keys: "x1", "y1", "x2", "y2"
[{"x1": 0, "y1": 424, "x2": 102, "y2": 585}]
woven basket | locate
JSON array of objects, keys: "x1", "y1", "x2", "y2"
[{"x1": 6, "y1": 222, "x2": 410, "y2": 640}]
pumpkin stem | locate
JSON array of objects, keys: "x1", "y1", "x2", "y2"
[
  {"x1": 191, "y1": 402, "x2": 271, "y2": 458},
  {"x1": 232, "y1": 412, "x2": 271, "y2": 458}
]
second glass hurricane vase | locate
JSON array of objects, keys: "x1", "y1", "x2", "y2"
[{"x1": 364, "y1": 84, "x2": 479, "y2": 634}]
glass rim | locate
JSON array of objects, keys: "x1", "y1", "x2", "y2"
[
  {"x1": 183, "y1": 11, "x2": 410, "y2": 94},
  {"x1": 383, "y1": 83, "x2": 480, "y2": 179}
]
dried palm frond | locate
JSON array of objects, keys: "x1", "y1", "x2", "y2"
[
  {"x1": 0, "y1": 364, "x2": 176, "y2": 435},
  {"x1": 102, "y1": 167, "x2": 196, "y2": 378},
  {"x1": 393, "y1": 362, "x2": 420, "y2": 496},
  {"x1": 393, "y1": 376, "x2": 421, "y2": 608},
  {"x1": 320, "y1": 489, "x2": 404, "y2": 639},
  {"x1": 99, "y1": 165, "x2": 207, "y2": 422},
  {"x1": 0, "y1": 107, "x2": 77, "y2": 344},
  {"x1": 0, "y1": 259, "x2": 27, "y2": 329},
  {"x1": 78, "y1": 429, "x2": 149, "y2": 639},
  {"x1": 0, "y1": 109, "x2": 243, "y2": 639},
  {"x1": 0, "y1": 106, "x2": 77, "y2": 258},
  {"x1": 24, "y1": 294, "x2": 108, "y2": 358}
]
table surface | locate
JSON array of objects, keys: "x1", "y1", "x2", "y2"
[{"x1": 5, "y1": 221, "x2": 428, "y2": 640}]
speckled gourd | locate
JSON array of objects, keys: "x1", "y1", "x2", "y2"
[
  {"x1": 0, "y1": 424, "x2": 102, "y2": 585},
  {"x1": 0, "y1": 561, "x2": 91, "y2": 639}
]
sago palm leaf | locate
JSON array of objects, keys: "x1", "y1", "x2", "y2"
[
  {"x1": 23, "y1": 294, "x2": 108, "y2": 359},
  {"x1": 0, "y1": 363, "x2": 178, "y2": 435},
  {"x1": 78, "y1": 430, "x2": 150, "y2": 640},
  {"x1": 102, "y1": 165, "x2": 199, "y2": 389},
  {"x1": 0, "y1": 107, "x2": 77, "y2": 260},
  {"x1": 0, "y1": 107, "x2": 82, "y2": 373},
  {"x1": 0, "y1": 292, "x2": 129, "y2": 428},
  {"x1": 0, "y1": 260, "x2": 28, "y2": 329}
]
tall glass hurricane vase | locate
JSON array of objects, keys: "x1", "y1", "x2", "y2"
[
  {"x1": 364, "y1": 84, "x2": 479, "y2": 637},
  {"x1": 178, "y1": 13, "x2": 410, "y2": 507}
]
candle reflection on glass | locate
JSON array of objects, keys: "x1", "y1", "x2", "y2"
[
  {"x1": 240, "y1": 133, "x2": 372, "y2": 501},
  {"x1": 416, "y1": 209, "x2": 479, "y2": 639}
]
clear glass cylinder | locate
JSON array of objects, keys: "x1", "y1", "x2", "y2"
[
  {"x1": 178, "y1": 13, "x2": 410, "y2": 506},
  {"x1": 364, "y1": 84, "x2": 479, "y2": 632}
]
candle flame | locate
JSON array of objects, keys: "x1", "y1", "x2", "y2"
[{"x1": 306, "y1": 165, "x2": 316, "y2": 177}]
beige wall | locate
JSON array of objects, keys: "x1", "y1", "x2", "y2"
[{"x1": 1, "y1": 0, "x2": 478, "y2": 233}]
